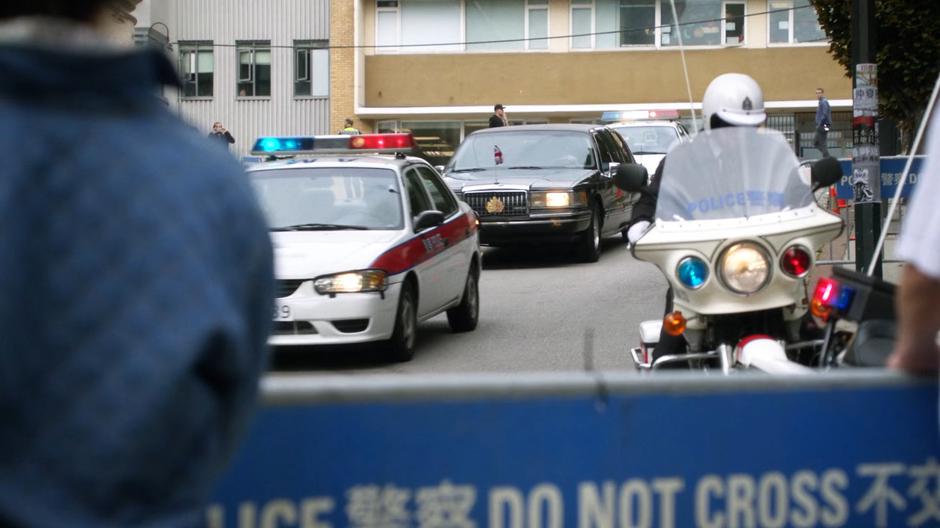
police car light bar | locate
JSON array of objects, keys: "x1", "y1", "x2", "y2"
[
  {"x1": 250, "y1": 133, "x2": 416, "y2": 156},
  {"x1": 601, "y1": 109, "x2": 680, "y2": 122}
]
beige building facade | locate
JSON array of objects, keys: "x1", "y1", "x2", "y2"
[{"x1": 349, "y1": 0, "x2": 852, "y2": 161}]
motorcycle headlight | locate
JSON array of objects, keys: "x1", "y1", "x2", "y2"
[
  {"x1": 530, "y1": 191, "x2": 588, "y2": 208},
  {"x1": 718, "y1": 242, "x2": 771, "y2": 294},
  {"x1": 314, "y1": 270, "x2": 387, "y2": 295}
]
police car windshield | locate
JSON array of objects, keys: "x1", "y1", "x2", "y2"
[
  {"x1": 449, "y1": 131, "x2": 596, "y2": 172},
  {"x1": 611, "y1": 125, "x2": 678, "y2": 155},
  {"x1": 250, "y1": 168, "x2": 404, "y2": 231}
]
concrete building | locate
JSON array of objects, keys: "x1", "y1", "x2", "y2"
[
  {"x1": 133, "y1": 0, "x2": 850, "y2": 161},
  {"x1": 133, "y1": 0, "x2": 340, "y2": 158}
]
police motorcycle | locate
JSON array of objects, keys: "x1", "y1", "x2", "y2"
[{"x1": 614, "y1": 126, "x2": 844, "y2": 374}]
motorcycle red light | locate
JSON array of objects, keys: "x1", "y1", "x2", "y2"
[
  {"x1": 780, "y1": 246, "x2": 812, "y2": 278},
  {"x1": 350, "y1": 133, "x2": 415, "y2": 150},
  {"x1": 813, "y1": 277, "x2": 839, "y2": 305},
  {"x1": 810, "y1": 277, "x2": 839, "y2": 320}
]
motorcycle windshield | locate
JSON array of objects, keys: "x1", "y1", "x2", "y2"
[{"x1": 656, "y1": 127, "x2": 813, "y2": 222}]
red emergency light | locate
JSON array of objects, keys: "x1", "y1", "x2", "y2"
[{"x1": 350, "y1": 133, "x2": 415, "y2": 151}]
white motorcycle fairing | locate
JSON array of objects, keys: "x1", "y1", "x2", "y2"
[{"x1": 634, "y1": 206, "x2": 842, "y2": 319}]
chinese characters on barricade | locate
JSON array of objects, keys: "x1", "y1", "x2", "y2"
[{"x1": 207, "y1": 459, "x2": 940, "y2": 528}]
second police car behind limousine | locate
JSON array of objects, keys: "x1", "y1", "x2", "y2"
[{"x1": 248, "y1": 133, "x2": 481, "y2": 361}]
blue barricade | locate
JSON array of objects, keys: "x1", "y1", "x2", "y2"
[
  {"x1": 210, "y1": 372, "x2": 938, "y2": 528},
  {"x1": 834, "y1": 156, "x2": 924, "y2": 200}
]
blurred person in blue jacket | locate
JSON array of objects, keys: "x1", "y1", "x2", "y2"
[{"x1": 0, "y1": 2, "x2": 274, "y2": 527}]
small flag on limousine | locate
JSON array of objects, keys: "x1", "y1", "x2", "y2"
[{"x1": 494, "y1": 145, "x2": 503, "y2": 165}]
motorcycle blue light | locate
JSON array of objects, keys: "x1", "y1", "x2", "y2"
[
  {"x1": 676, "y1": 257, "x2": 709, "y2": 289},
  {"x1": 833, "y1": 285, "x2": 855, "y2": 311}
]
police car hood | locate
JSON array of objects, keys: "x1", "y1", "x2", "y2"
[
  {"x1": 270, "y1": 230, "x2": 403, "y2": 278},
  {"x1": 446, "y1": 168, "x2": 596, "y2": 189}
]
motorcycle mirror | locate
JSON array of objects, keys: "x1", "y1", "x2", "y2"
[
  {"x1": 614, "y1": 163, "x2": 648, "y2": 192},
  {"x1": 811, "y1": 157, "x2": 842, "y2": 191}
]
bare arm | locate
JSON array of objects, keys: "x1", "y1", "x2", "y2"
[{"x1": 888, "y1": 264, "x2": 940, "y2": 374}]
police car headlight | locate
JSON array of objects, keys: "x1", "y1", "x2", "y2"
[
  {"x1": 314, "y1": 270, "x2": 387, "y2": 295},
  {"x1": 530, "y1": 191, "x2": 587, "y2": 208},
  {"x1": 718, "y1": 242, "x2": 770, "y2": 294}
]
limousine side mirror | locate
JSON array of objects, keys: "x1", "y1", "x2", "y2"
[
  {"x1": 414, "y1": 210, "x2": 445, "y2": 231},
  {"x1": 614, "y1": 163, "x2": 648, "y2": 192},
  {"x1": 811, "y1": 156, "x2": 843, "y2": 191}
]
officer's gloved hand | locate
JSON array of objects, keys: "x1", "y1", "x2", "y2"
[{"x1": 626, "y1": 220, "x2": 651, "y2": 245}]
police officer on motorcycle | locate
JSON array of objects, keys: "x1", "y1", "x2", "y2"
[{"x1": 626, "y1": 73, "x2": 768, "y2": 364}]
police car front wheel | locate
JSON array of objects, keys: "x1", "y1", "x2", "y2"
[{"x1": 388, "y1": 284, "x2": 418, "y2": 362}]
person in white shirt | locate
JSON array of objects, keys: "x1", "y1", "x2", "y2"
[{"x1": 889, "y1": 110, "x2": 940, "y2": 374}]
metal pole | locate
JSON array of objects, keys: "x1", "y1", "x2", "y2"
[{"x1": 851, "y1": 0, "x2": 882, "y2": 277}]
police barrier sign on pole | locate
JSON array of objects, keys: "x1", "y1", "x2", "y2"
[
  {"x1": 834, "y1": 156, "x2": 924, "y2": 200},
  {"x1": 209, "y1": 372, "x2": 938, "y2": 528}
]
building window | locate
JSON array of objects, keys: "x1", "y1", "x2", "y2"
[
  {"x1": 661, "y1": 0, "x2": 722, "y2": 47},
  {"x1": 376, "y1": 0, "x2": 461, "y2": 53},
  {"x1": 376, "y1": 0, "x2": 400, "y2": 52},
  {"x1": 722, "y1": 2, "x2": 746, "y2": 45},
  {"x1": 618, "y1": 0, "x2": 655, "y2": 46},
  {"x1": 294, "y1": 40, "x2": 329, "y2": 97},
  {"x1": 401, "y1": 120, "x2": 462, "y2": 167},
  {"x1": 526, "y1": 0, "x2": 549, "y2": 50},
  {"x1": 178, "y1": 41, "x2": 213, "y2": 98},
  {"x1": 570, "y1": 0, "x2": 595, "y2": 49},
  {"x1": 237, "y1": 41, "x2": 271, "y2": 97},
  {"x1": 768, "y1": 0, "x2": 825, "y2": 44},
  {"x1": 467, "y1": 0, "x2": 524, "y2": 51}
]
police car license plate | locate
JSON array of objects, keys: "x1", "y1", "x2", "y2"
[{"x1": 273, "y1": 303, "x2": 293, "y2": 321}]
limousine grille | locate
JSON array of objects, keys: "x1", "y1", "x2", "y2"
[{"x1": 463, "y1": 191, "x2": 528, "y2": 218}]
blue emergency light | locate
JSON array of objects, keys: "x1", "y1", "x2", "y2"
[
  {"x1": 601, "y1": 109, "x2": 680, "y2": 123},
  {"x1": 250, "y1": 133, "x2": 416, "y2": 156},
  {"x1": 252, "y1": 137, "x2": 316, "y2": 154},
  {"x1": 676, "y1": 256, "x2": 709, "y2": 289}
]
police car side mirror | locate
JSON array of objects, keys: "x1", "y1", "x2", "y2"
[
  {"x1": 613, "y1": 163, "x2": 648, "y2": 192},
  {"x1": 434, "y1": 165, "x2": 446, "y2": 173},
  {"x1": 811, "y1": 156, "x2": 842, "y2": 191},
  {"x1": 414, "y1": 210, "x2": 445, "y2": 231}
]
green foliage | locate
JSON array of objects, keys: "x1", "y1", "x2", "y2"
[{"x1": 810, "y1": 0, "x2": 940, "y2": 148}]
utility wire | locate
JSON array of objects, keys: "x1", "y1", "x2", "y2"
[{"x1": 170, "y1": 4, "x2": 825, "y2": 50}]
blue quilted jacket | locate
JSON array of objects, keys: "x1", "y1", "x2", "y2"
[{"x1": 0, "y1": 43, "x2": 274, "y2": 527}]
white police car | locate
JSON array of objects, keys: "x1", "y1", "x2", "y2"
[
  {"x1": 248, "y1": 133, "x2": 481, "y2": 361},
  {"x1": 604, "y1": 110, "x2": 691, "y2": 178}
]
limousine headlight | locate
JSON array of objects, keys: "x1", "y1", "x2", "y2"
[{"x1": 530, "y1": 191, "x2": 588, "y2": 208}]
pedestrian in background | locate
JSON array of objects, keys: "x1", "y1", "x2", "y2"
[
  {"x1": 814, "y1": 87, "x2": 832, "y2": 157},
  {"x1": 889, "y1": 108, "x2": 940, "y2": 375},
  {"x1": 489, "y1": 104, "x2": 508, "y2": 128},
  {"x1": 209, "y1": 121, "x2": 235, "y2": 148},
  {"x1": 339, "y1": 117, "x2": 361, "y2": 135},
  {"x1": 0, "y1": 2, "x2": 274, "y2": 526}
]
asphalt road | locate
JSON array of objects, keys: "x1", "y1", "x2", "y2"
[{"x1": 270, "y1": 236, "x2": 668, "y2": 375}]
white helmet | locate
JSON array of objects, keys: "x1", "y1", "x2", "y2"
[{"x1": 702, "y1": 73, "x2": 766, "y2": 130}]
